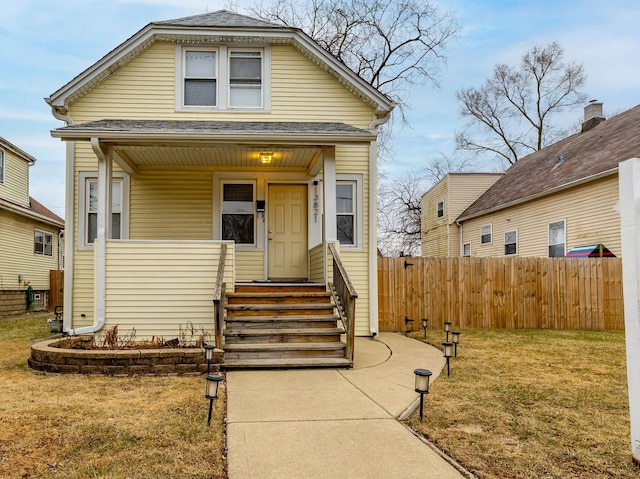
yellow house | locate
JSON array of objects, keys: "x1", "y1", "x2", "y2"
[
  {"x1": 420, "y1": 173, "x2": 502, "y2": 257},
  {"x1": 0, "y1": 137, "x2": 64, "y2": 315},
  {"x1": 46, "y1": 11, "x2": 393, "y2": 367},
  {"x1": 457, "y1": 102, "x2": 640, "y2": 258}
]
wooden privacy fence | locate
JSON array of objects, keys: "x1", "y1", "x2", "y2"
[
  {"x1": 49, "y1": 270, "x2": 64, "y2": 310},
  {"x1": 378, "y1": 257, "x2": 624, "y2": 332}
]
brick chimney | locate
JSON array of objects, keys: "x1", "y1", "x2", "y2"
[{"x1": 581, "y1": 100, "x2": 605, "y2": 132}]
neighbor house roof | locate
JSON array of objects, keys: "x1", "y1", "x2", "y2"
[
  {"x1": 46, "y1": 10, "x2": 394, "y2": 116},
  {"x1": 0, "y1": 196, "x2": 64, "y2": 228},
  {"x1": 0, "y1": 136, "x2": 37, "y2": 165},
  {"x1": 458, "y1": 104, "x2": 640, "y2": 222}
]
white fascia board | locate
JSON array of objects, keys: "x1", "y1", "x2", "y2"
[{"x1": 0, "y1": 198, "x2": 64, "y2": 229}]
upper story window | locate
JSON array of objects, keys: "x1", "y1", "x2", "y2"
[
  {"x1": 504, "y1": 230, "x2": 517, "y2": 255},
  {"x1": 184, "y1": 50, "x2": 217, "y2": 106},
  {"x1": 0, "y1": 149, "x2": 5, "y2": 184},
  {"x1": 34, "y1": 229, "x2": 53, "y2": 257},
  {"x1": 481, "y1": 224, "x2": 492, "y2": 244},
  {"x1": 177, "y1": 46, "x2": 268, "y2": 111},
  {"x1": 437, "y1": 200, "x2": 444, "y2": 218},
  {"x1": 549, "y1": 220, "x2": 565, "y2": 257}
]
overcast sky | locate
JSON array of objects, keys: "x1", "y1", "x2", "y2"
[{"x1": 1, "y1": 0, "x2": 639, "y2": 219}]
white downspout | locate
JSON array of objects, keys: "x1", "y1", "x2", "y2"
[
  {"x1": 50, "y1": 107, "x2": 75, "y2": 333},
  {"x1": 68, "y1": 138, "x2": 112, "y2": 336},
  {"x1": 368, "y1": 111, "x2": 392, "y2": 336}
]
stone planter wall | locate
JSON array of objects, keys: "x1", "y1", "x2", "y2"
[{"x1": 29, "y1": 337, "x2": 224, "y2": 376}]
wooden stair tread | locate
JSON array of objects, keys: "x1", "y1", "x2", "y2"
[
  {"x1": 224, "y1": 327, "x2": 345, "y2": 336},
  {"x1": 224, "y1": 342, "x2": 345, "y2": 352},
  {"x1": 225, "y1": 314, "x2": 338, "y2": 322},
  {"x1": 226, "y1": 303, "x2": 333, "y2": 311},
  {"x1": 223, "y1": 357, "x2": 353, "y2": 369},
  {"x1": 227, "y1": 292, "x2": 330, "y2": 298}
]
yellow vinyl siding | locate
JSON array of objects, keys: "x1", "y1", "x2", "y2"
[
  {"x1": 101, "y1": 240, "x2": 234, "y2": 339},
  {"x1": 309, "y1": 243, "x2": 324, "y2": 283},
  {"x1": 0, "y1": 149, "x2": 30, "y2": 207},
  {"x1": 461, "y1": 175, "x2": 621, "y2": 257},
  {"x1": 235, "y1": 250, "x2": 265, "y2": 281},
  {"x1": 0, "y1": 209, "x2": 59, "y2": 291}
]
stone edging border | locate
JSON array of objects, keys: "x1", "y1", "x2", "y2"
[{"x1": 28, "y1": 337, "x2": 224, "y2": 376}]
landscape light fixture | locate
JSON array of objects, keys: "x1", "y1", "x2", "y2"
[
  {"x1": 203, "y1": 343, "x2": 215, "y2": 374},
  {"x1": 422, "y1": 318, "x2": 428, "y2": 339},
  {"x1": 205, "y1": 374, "x2": 223, "y2": 427},
  {"x1": 444, "y1": 321, "x2": 452, "y2": 341},
  {"x1": 442, "y1": 342, "x2": 453, "y2": 377},
  {"x1": 451, "y1": 331, "x2": 461, "y2": 357},
  {"x1": 414, "y1": 368, "x2": 432, "y2": 422}
]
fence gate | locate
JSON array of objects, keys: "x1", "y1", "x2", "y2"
[{"x1": 49, "y1": 270, "x2": 64, "y2": 310}]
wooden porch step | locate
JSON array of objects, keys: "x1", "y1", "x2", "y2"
[
  {"x1": 226, "y1": 303, "x2": 334, "y2": 316},
  {"x1": 226, "y1": 291, "x2": 332, "y2": 304},
  {"x1": 225, "y1": 314, "x2": 339, "y2": 329},
  {"x1": 224, "y1": 342, "x2": 346, "y2": 360},
  {"x1": 234, "y1": 283, "x2": 327, "y2": 293},
  {"x1": 223, "y1": 357, "x2": 353, "y2": 369},
  {"x1": 224, "y1": 327, "x2": 344, "y2": 344}
]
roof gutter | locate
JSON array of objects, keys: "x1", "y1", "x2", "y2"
[{"x1": 457, "y1": 167, "x2": 619, "y2": 223}]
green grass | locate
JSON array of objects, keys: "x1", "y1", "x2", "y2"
[
  {"x1": 405, "y1": 328, "x2": 638, "y2": 479},
  {"x1": 0, "y1": 313, "x2": 226, "y2": 479}
]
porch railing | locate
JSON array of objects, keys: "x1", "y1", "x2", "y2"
[
  {"x1": 213, "y1": 243, "x2": 227, "y2": 349},
  {"x1": 328, "y1": 242, "x2": 357, "y2": 362}
]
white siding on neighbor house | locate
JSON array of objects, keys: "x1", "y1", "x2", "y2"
[
  {"x1": 101, "y1": 240, "x2": 234, "y2": 340},
  {"x1": 0, "y1": 148, "x2": 30, "y2": 207},
  {"x1": 461, "y1": 175, "x2": 621, "y2": 257},
  {"x1": 0, "y1": 209, "x2": 59, "y2": 291}
]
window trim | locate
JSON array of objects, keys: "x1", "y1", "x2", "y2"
[
  {"x1": 336, "y1": 175, "x2": 363, "y2": 250},
  {"x1": 437, "y1": 200, "x2": 444, "y2": 219},
  {"x1": 504, "y1": 230, "x2": 518, "y2": 256},
  {"x1": 548, "y1": 219, "x2": 566, "y2": 257},
  {"x1": 78, "y1": 172, "x2": 129, "y2": 250},
  {"x1": 481, "y1": 223, "x2": 492, "y2": 244},
  {"x1": 0, "y1": 149, "x2": 4, "y2": 184},
  {"x1": 462, "y1": 242, "x2": 471, "y2": 257},
  {"x1": 175, "y1": 45, "x2": 270, "y2": 112},
  {"x1": 34, "y1": 229, "x2": 53, "y2": 257},
  {"x1": 220, "y1": 180, "x2": 257, "y2": 248},
  {"x1": 183, "y1": 47, "x2": 218, "y2": 108},
  {"x1": 228, "y1": 48, "x2": 263, "y2": 109}
]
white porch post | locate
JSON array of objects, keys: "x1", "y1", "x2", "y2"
[
  {"x1": 618, "y1": 157, "x2": 640, "y2": 463},
  {"x1": 323, "y1": 147, "x2": 337, "y2": 242}
]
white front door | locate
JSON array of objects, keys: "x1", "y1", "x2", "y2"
[{"x1": 268, "y1": 184, "x2": 308, "y2": 280}]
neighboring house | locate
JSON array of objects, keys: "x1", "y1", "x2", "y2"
[
  {"x1": 0, "y1": 137, "x2": 64, "y2": 316},
  {"x1": 46, "y1": 11, "x2": 393, "y2": 366},
  {"x1": 456, "y1": 101, "x2": 640, "y2": 258},
  {"x1": 420, "y1": 173, "x2": 502, "y2": 257}
]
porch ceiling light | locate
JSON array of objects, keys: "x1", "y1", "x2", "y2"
[
  {"x1": 260, "y1": 152, "x2": 273, "y2": 164},
  {"x1": 205, "y1": 373, "x2": 223, "y2": 427}
]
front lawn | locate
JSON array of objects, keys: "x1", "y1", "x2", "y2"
[
  {"x1": 0, "y1": 313, "x2": 226, "y2": 479},
  {"x1": 406, "y1": 328, "x2": 637, "y2": 479}
]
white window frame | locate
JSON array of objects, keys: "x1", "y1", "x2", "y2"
[
  {"x1": 481, "y1": 224, "x2": 492, "y2": 244},
  {"x1": 548, "y1": 219, "x2": 566, "y2": 257},
  {"x1": 221, "y1": 180, "x2": 257, "y2": 248},
  {"x1": 462, "y1": 242, "x2": 471, "y2": 257},
  {"x1": 78, "y1": 172, "x2": 129, "y2": 250},
  {"x1": 34, "y1": 229, "x2": 53, "y2": 257},
  {"x1": 504, "y1": 230, "x2": 518, "y2": 256},
  {"x1": 0, "y1": 149, "x2": 4, "y2": 184},
  {"x1": 437, "y1": 200, "x2": 444, "y2": 219},
  {"x1": 336, "y1": 175, "x2": 363, "y2": 250},
  {"x1": 228, "y1": 49, "x2": 263, "y2": 109},
  {"x1": 175, "y1": 45, "x2": 270, "y2": 112}
]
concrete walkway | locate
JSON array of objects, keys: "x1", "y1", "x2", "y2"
[{"x1": 226, "y1": 333, "x2": 467, "y2": 479}]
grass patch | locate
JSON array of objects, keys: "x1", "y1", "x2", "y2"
[
  {"x1": 405, "y1": 328, "x2": 637, "y2": 479},
  {"x1": 0, "y1": 313, "x2": 226, "y2": 478}
]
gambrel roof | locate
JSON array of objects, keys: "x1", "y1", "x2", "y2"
[
  {"x1": 46, "y1": 10, "x2": 394, "y2": 116},
  {"x1": 458, "y1": 104, "x2": 640, "y2": 222}
]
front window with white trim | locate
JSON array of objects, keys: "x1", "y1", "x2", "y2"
[
  {"x1": 34, "y1": 229, "x2": 53, "y2": 256},
  {"x1": 336, "y1": 182, "x2": 356, "y2": 245},
  {"x1": 222, "y1": 183, "x2": 255, "y2": 245},
  {"x1": 548, "y1": 220, "x2": 565, "y2": 257}
]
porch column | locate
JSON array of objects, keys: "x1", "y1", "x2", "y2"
[
  {"x1": 322, "y1": 147, "x2": 337, "y2": 242},
  {"x1": 91, "y1": 138, "x2": 113, "y2": 325},
  {"x1": 619, "y1": 157, "x2": 640, "y2": 464}
]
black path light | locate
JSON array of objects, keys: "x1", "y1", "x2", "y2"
[
  {"x1": 451, "y1": 331, "x2": 461, "y2": 357},
  {"x1": 444, "y1": 321, "x2": 452, "y2": 342},
  {"x1": 442, "y1": 342, "x2": 453, "y2": 376},
  {"x1": 205, "y1": 374, "x2": 223, "y2": 427},
  {"x1": 414, "y1": 368, "x2": 432, "y2": 422},
  {"x1": 422, "y1": 318, "x2": 428, "y2": 339},
  {"x1": 203, "y1": 343, "x2": 215, "y2": 374}
]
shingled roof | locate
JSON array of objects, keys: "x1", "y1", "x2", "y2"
[
  {"x1": 153, "y1": 10, "x2": 285, "y2": 29},
  {"x1": 458, "y1": 104, "x2": 640, "y2": 221}
]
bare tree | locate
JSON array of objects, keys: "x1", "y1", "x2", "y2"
[
  {"x1": 456, "y1": 42, "x2": 587, "y2": 166},
  {"x1": 251, "y1": 0, "x2": 458, "y2": 119},
  {"x1": 378, "y1": 152, "x2": 475, "y2": 256}
]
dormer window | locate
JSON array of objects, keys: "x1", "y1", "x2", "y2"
[{"x1": 177, "y1": 46, "x2": 269, "y2": 111}]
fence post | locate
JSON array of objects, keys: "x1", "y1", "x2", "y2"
[{"x1": 618, "y1": 157, "x2": 640, "y2": 464}]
